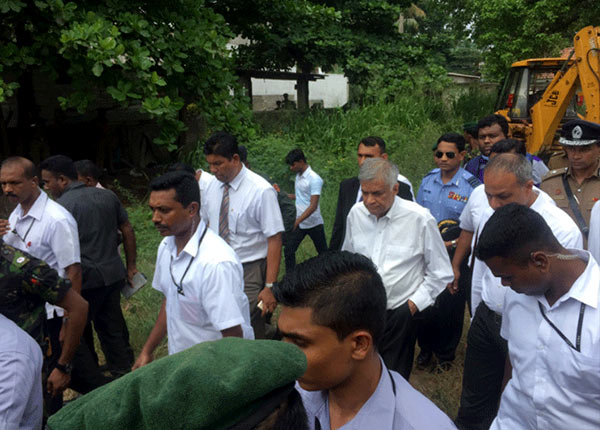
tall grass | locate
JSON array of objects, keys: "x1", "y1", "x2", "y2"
[{"x1": 116, "y1": 86, "x2": 496, "y2": 417}]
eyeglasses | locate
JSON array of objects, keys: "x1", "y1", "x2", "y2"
[{"x1": 434, "y1": 151, "x2": 457, "y2": 159}]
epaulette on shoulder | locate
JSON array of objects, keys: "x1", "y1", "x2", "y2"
[
  {"x1": 424, "y1": 168, "x2": 439, "y2": 177},
  {"x1": 543, "y1": 167, "x2": 568, "y2": 181},
  {"x1": 1, "y1": 244, "x2": 30, "y2": 267},
  {"x1": 465, "y1": 174, "x2": 481, "y2": 189}
]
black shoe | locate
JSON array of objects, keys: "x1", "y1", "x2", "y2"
[{"x1": 416, "y1": 351, "x2": 432, "y2": 368}]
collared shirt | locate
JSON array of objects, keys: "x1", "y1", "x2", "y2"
[
  {"x1": 197, "y1": 169, "x2": 215, "y2": 197},
  {"x1": 525, "y1": 153, "x2": 549, "y2": 186},
  {"x1": 295, "y1": 165, "x2": 324, "y2": 229},
  {"x1": 491, "y1": 251, "x2": 600, "y2": 430},
  {"x1": 458, "y1": 184, "x2": 488, "y2": 233},
  {"x1": 152, "y1": 220, "x2": 253, "y2": 355},
  {"x1": 58, "y1": 182, "x2": 128, "y2": 289},
  {"x1": 0, "y1": 314, "x2": 43, "y2": 430},
  {"x1": 297, "y1": 357, "x2": 456, "y2": 430},
  {"x1": 540, "y1": 161, "x2": 600, "y2": 227},
  {"x1": 589, "y1": 200, "x2": 600, "y2": 263},
  {"x1": 472, "y1": 190, "x2": 583, "y2": 314},
  {"x1": 4, "y1": 190, "x2": 79, "y2": 318},
  {"x1": 201, "y1": 165, "x2": 284, "y2": 263},
  {"x1": 417, "y1": 167, "x2": 480, "y2": 222},
  {"x1": 342, "y1": 197, "x2": 453, "y2": 311},
  {"x1": 464, "y1": 154, "x2": 489, "y2": 183}
]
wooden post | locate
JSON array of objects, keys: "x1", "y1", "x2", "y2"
[{"x1": 296, "y1": 63, "x2": 311, "y2": 110}]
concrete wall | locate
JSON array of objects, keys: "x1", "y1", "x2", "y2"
[{"x1": 251, "y1": 73, "x2": 349, "y2": 111}]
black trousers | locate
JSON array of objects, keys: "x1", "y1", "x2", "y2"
[
  {"x1": 417, "y1": 261, "x2": 471, "y2": 362},
  {"x1": 455, "y1": 302, "x2": 507, "y2": 430},
  {"x1": 71, "y1": 281, "x2": 133, "y2": 393},
  {"x1": 380, "y1": 303, "x2": 417, "y2": 380},
  {"x1": 44, "y1": 316, "x2": 64, "y2": 416},
  {"x1": 284, "y1": 224, "x2": 327, "y2": 272}
]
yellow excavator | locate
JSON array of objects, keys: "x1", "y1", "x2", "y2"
[{"x1": 495, "y1": 26, "x2": 600, "y2": 158}]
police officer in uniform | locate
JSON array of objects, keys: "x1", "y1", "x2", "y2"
[
  {"x1": 0, "y1": 243, "x2": 88, "y2": 420},
  {"x1": 541, "y1": 119, "x2": 600, "y2": 244},
  {"x1": 416, "y1": 132, "x2": 480, "y2": 370}
]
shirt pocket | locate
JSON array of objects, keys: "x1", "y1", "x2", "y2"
[
  {"x1": 177, "y1": 295, "x2": 202, "y2": 325},
  {"x1": 553, "y1": 344, "x2": 600, "y2": 395}
]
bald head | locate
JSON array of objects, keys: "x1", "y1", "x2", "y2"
[{"x1": 1, "y1": 156, "x2": 36, "y2": 179}]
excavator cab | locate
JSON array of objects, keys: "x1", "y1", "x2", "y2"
[{"x1": 495, "y1": 59, "x2": 584, "y2": 122}]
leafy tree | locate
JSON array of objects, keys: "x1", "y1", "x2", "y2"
[
  {"x1": 0, "y1": 0, "x2": 253, "y2": 151},
  {"x1": 446, "y1": 0, "x2": 600, "y2": 80}
]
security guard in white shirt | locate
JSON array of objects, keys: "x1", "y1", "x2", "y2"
[
  {"x1": 133, "y1": 171, "x2": 252, "y2": 369},
  {"x1": 476, "y1": 204, "x2": 600, "y2": 430},
  {"x1": 202, "y1": 132, "x2": 284, "y2": 339}
]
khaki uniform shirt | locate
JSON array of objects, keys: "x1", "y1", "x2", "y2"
[{"x1": 540, "y1": 161, "x2": 600, "y2": 229}]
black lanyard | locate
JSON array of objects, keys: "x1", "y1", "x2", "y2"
[
  {"x1": 314, "y1": 369, "x2": 396, "y2": 430},
  {"x1": 169, "y1": 225, "x2": 207, "y2": 296},
  {"x1": 538, "y1": 301, "x2": 586, "y2": 352},
  {"x1": 11, "y1": 218, "x2": 35, "y2": 244}
]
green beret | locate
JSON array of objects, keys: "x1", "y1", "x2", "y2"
[{"x1": 48, "y1": 338, "x2": 306, "y2": 430}]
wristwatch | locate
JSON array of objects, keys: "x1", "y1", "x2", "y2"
[
  {"x1": 55, "y1": 362, "x2": 73, "y2": 375},
  {"x1": 451, "y1": 239, "x2": 457, "y2": 249},
  {"x1": 265, "y1": 282, "x2": 274, "y2": 289}
]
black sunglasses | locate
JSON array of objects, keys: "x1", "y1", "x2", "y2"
[{"x1": 434, "y1": 151, "x2": 457, "y2": 159}]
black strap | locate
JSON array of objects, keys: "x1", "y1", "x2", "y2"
[
  {"x1": 538, "y1": 301, "x2": 586, "y2": 352},
  {"x1": 314, "y1": 368, "x2": 396, "y2": 430},
  {"x1": 169, "y1": 225, "x2": 208, "y2": 296},
  {"x1": 561, "y1": 175, "x2": 589, "y2": 238}
]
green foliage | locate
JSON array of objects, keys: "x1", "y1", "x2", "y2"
[
  {"x1": 0, "y1": 0, "x2": 254, "y2": 147},
  {"x1": 439, "y1": 0, "x2": 600, "y2": 80}
]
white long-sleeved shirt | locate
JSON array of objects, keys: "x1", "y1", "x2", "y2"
[{"x1": 342, "y1": 196, "x2": 453, "y2": 311}]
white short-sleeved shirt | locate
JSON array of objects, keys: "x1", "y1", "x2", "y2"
[
  {"x1": 342, "y1": 197, "x2": 453, "y2": 311},
  {"x1": 492, "y1": 250, "x2": 600, "y2": 430},
  {"x1": 201, "y1": 165, "x2": 284, "y2": 263},
  {"x1": 0, "y1": 314, "x2": 43, "y2": 430},
  {"x1": 152, "y1": 220, "x2": 253, "y2": 355},
  {"x1": 472, "y1": 190, "x2": 583, "y2": 315},
  {"x1": 294, "y1": 166, "x2": 324, "y2": 229},
  {"x1": 4, "y1": 190, "x2": 80, "y2": 318},
  {"x1": 589, "y1": 200, "x2": 599, "y2": 263}
]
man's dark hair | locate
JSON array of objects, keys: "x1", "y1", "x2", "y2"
[
  {"x1": 463, "y1": 123, "x2": 479, "y2": 138},
  {"x1": 1, "y1": 156, "x2": 37, "y2": 179},
  {"x1": 358, "y1": 136, "x2": 386, "y2": 153},
  {"x1": 476, "y1": 203, "x2": 561, "y2": 264},
  {"x1": 285, "y1": 149, "x2": 306, "y2": 165},
  {"x1": 167, "y1": 162, "x2": 196, "y2": 176},
  {"x1": 149, "y1": 171, "x2": 200, "y2": 208},
  {"x1": 74, "y1": 159, "x2": 101, "y2": 181},
  {"x1": 477, "y1": 114, "x2": 509, "y2": 138},
  {"x1": 204, "y1": 131, "x2": 239, "y2": 159},
  {"x1": 238, "y1": 145, "x2": 248, "y2": 164},
  {"x1": 39, "y1": 155, "x2": 78, "y2": 180},
  {"x1": 274, "y1": 251, "x2": 387, "y2": 349},
  {"x1": 434, "y1": 132, "x2": 466, "y2": 152},
  {"x1": 490, "y1": 139, "x2": 526, "y2": 156}
]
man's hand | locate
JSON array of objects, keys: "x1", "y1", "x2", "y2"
[
  {"x1": 272, "y1": 183, "x2": 281, "y2": 193},
  {"x1": 408, "y1": 300, "x2": 418, "y2": 316},
  {"x1": 257, "y1": 287, "x2": 277, "y2": 315},
  {"x1": 0, "y1": 219, "x2": 10, "y2": 236},
  {"x1": 448, "y1": 266, "x2": 460, "y2": 295},
  {"x1": 127, "y1": 266, "x2": 139, "y2": 285},
  {"x1": 132, "y1": 351, "x2": 153, "y2": 371},
  {"x1": 293, "y1": 219, "x2": 301, "y2": 231},
  {"x1": 47, "y1": 368, "x2": 70, "y2": 397}
]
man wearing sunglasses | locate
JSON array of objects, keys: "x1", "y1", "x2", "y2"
[
  {"x1": 415, "y1": 133, "x2": 480, "y2": 371},
  {"x1": 476, "y1": 203, "x2": 600, "y2": 430}
]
